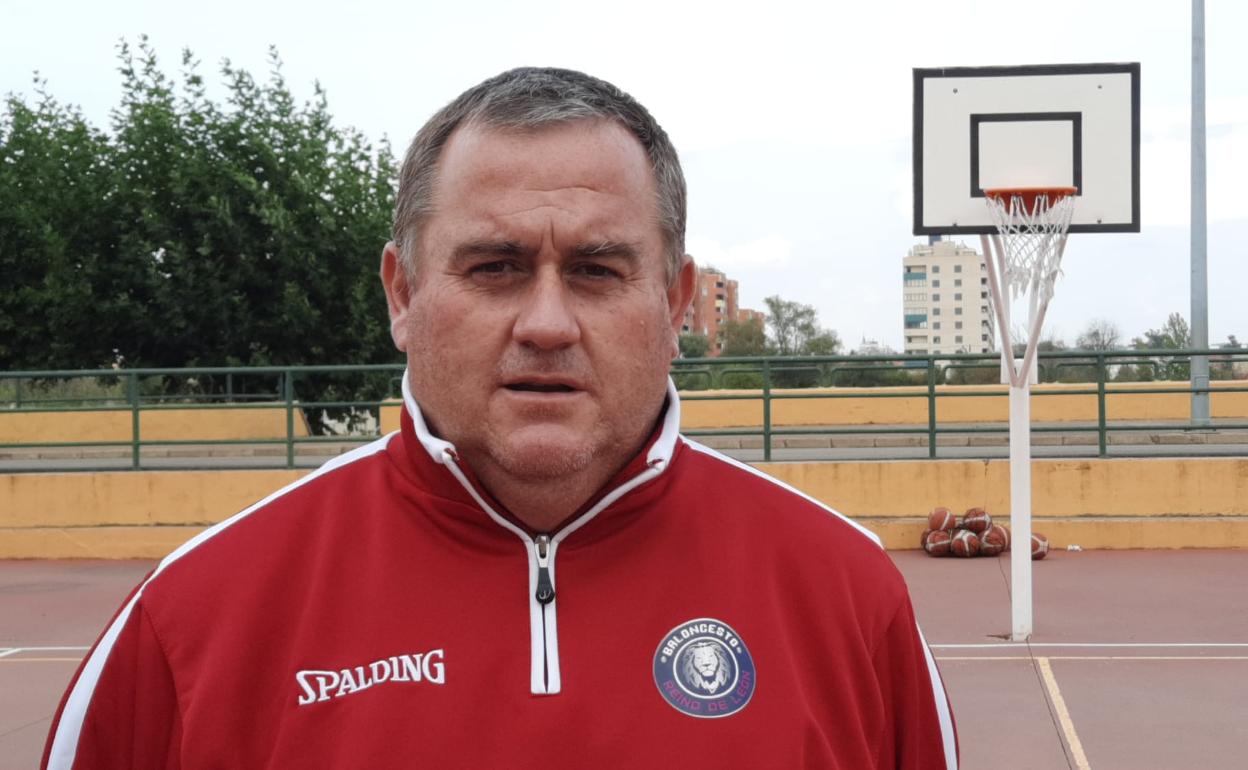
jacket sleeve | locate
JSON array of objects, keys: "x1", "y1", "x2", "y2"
[
  {"x1": 871, "y1": 597, "x2": 959, "y2": 769},
  {"x1": 42, "y1": 597, "x2": 183, "y2": 770}
]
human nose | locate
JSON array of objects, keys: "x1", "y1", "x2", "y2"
[{"x1": 511, "y1": 267, "x2": 581, "y2": 349}]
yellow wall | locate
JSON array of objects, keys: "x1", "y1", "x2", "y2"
[
  {"x1": 3, "y1": 458, "x2": 1246, "y2": 558},
  {"x1": 0, "y1": 405, "x2": 310, "y2": 445},
  {"x1": 380, "y1": 403, "x2": 403, "y2": 435},
  {"x1": 679, "y1": 381, "x2": 1248, "y2": 429},
  {"x1": 755, "y1": 458, "x2": 1248, "y2": 518},
  {"x1": 1, "y1": 470, "x2": 303, "y2": 528},
  {"x1": 1, "y1": 470, "x2": 304, "y2": 559}
]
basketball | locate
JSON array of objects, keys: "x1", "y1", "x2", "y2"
[
  {"x1": 924, "y1": 529, "x2": 952, "y2": 557},
  {"x1": 980, "y1": 524, "x2": 1010, "y2": 556},
  {"x1": 928, "y1": 507, "x2": 957, "y2": 532},
  {"x1": 962, "y1": 507, "x2": 992, "y2": 535},
  {"x1": 1031, "y1": 533, "x2": 1050, "y2": 560},
  {"x1": 950, "y1": 529, "x2": 980, "y2": 558},
  {"x1": 920, "y1": 528, "x2": 933, "y2": 549}
]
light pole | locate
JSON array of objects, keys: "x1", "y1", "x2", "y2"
[{"x1": 1191, "y1": 0, "x2": 1210, "y2": 425}]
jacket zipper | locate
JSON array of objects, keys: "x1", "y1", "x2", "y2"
[
  {"x1": 533, "y1": 534, "x2": 556, "y2": 691},
  {"x1": 439, "y1": 450, "x2": 667, "y2": 696},
  {"x1": 534, "y1": 534, "x2": 555, "y2": 605}
]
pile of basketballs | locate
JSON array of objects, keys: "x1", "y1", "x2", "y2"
[{"x1": 920, "y1": 507, "x2": 1049, "y2": 559}]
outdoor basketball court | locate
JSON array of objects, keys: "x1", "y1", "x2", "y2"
[
  {"x1": 3, "y1": 51, "x2": 1236, "y2": 770},
  {"x1": 3, "y1": 549, "x2": 1246, "y2": 769}
]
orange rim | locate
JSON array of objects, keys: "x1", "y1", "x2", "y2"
[{"x1": 984, "y1": 186, "x2": 1079, "y2": 214}]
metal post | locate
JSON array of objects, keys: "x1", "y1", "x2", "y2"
[
  {"x1": 1096, "y1": 354, "x2": 1108, "y2": 457},
  {"x1": 128, "y1": 373, "x2": 141, "y2": 469},
  {"x1": 1009, "y1": 379, "x2": 1034, "y2": 639},
  {"x1": 1191, "y1": 0, "x2": 1211, "y2": 425},
  {"x1": 761, "y1": 360, "x2": 772, "y2": 462},
  {"x1": 926, "y1": 358, "x2": 938, "y2": 459},
  {"x1": 284, "y1": 371, "x2": 295, "y2": 469}
]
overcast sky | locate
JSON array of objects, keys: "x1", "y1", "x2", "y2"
[{"x1": 4, "y1": 0, "x2": 1244, "y2": 351}]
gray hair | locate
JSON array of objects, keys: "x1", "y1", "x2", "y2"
[{"x1": 392, "y1": 67, "x2": 687, "y2": 283}]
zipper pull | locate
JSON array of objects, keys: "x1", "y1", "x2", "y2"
[{"x1": 534, "y1": 534, "x2": 555, "y2": 605}]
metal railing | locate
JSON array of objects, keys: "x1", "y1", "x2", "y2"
[
  {"x1": 0, "y1": 364, "x2": 403, "y2": 471},
  {"x1": 2, "y1": 349, "x2": 1246, "y2": 471}
]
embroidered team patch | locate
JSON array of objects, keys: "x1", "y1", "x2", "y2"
[{"x1": 653, "y1": 618, "x2": 755, "y2": 718}]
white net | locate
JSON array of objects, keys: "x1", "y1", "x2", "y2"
[{"x1": 985, "y1": 192, "x2": 1075, "y2": 302}]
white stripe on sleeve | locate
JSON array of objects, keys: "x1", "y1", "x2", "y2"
[{"x1": 45, "y1": 434, "x2": 397, "y2": 770}]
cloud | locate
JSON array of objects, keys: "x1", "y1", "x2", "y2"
[{"x1": 686, "y1": 234, "x2": 794, "y2": 271}]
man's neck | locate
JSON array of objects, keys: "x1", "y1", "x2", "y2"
[
  {"x1": 463, "y1": 427, "x2": 657, "y2": 533},
  {"x1": 474, "y1": 467, "x2": 614, "y2": 533}
]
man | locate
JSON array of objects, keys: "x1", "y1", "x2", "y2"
[{"x1": 44, "y1": 67, "x2": 957, "y2": 768}]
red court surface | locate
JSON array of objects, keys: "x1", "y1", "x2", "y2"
[{"x1": 3, "y1": 550, "x2": 1247, "y2": 769}]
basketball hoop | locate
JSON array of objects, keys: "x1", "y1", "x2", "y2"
[
  {"x1": 913, "y1": 63, "x2": 1142, "y2": 642},
  {"x1": 983, "y1": 186, "x2": 1078, "y2": 303}
]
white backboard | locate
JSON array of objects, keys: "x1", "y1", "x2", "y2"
[{"x1": 913, "y1": 63, "x2": 1140, "y2": 235}]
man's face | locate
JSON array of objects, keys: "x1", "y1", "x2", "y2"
[{"x1": 383, "y1": 120, "x2": 693, "y2": 486}]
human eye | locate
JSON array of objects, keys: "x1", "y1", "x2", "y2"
[
  {"x1": 468, "y1": 260, "x2": 522, "y2": 280},
  {"x1": 570, "y1": 261, "x2": 623, "y2": 280}
]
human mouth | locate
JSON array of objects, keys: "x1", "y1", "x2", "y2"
[
  {"x1": 506, "y1": 383, "x2": 576, "y2": 393},
  {"x1": 501, "y1": 377, "x2": 584, "y2": 395}
]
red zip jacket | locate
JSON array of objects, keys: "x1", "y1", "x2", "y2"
[{"x1": 44, "y1": 379, "x2": 957, "y2": 769}]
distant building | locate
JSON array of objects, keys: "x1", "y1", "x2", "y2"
[
  {"x1": 681, "y1": 266, "x2": 763, "y2": 356},
  {"x1": 902, "y1": 240, "x2": 995, "y2": 356},
  {"x1": 853, "y1": 338, "x2": 896, "y2": 357}
]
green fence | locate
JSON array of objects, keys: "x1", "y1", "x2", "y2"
[{"x1": 2, "y1": 350, "x2": 1246, "y2": 470}]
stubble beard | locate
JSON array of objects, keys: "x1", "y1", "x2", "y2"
[
  {"x1": 407, "y1": 310, "x2": 674, "y2": 490},
  {"x1": 484, "y1": 422, "x2": 603, "y2": 482}
]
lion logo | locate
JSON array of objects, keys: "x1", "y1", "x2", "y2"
[
  {"x1": 654, "y1": 618, "x2": 755, "y2": 718},
  {"x1": 679, "y1": 641, "x2": 732, "y2": 694}
]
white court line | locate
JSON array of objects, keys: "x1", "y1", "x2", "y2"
[
  {"x1": 1037, "y1": 657, "x2": 1093, "y2": 770},
  {"x1": 932, "y1": 642, "x2": 1248, "y2": 649},
  {"x1": 0, "y1": 648, "x2": 20, "y2": 659}
]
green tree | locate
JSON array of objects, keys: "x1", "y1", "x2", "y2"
[
  {"x1": 678, "y1": 333, "x2": 711, "y2": 359},
  {"x1": 1058, "y1": 318, "x2": 1124, "y2": 382},
  {"x1": 2, "y1": 39, "x2": 399, "y2": 422},
  {"x1": 803, "y1": 330, "x2": 842, "y2": 356},
  {"x1": 720, "y1": 319, "x2": 766, "y2": 357},
  {"x1": 764, "y1": 295, "x2": 815, "y2": 356},
  {"x1": 1129, "y1": 312, "x2": 1192, "y2": 380},
  {"x1": 1133, "y1": 312, "x2": 1191, "y2": 350},
  {"x1": 0, "y1": 79, "x2": 123, "y2": 369},
  {"x1": 761, "y1": 296, "x2": 842, "y2": 387},
  {"x1": 1075, "y1": 318, "x2": 1122, "y2": 351},
  {"x1": 762, "y1": 296, "x2": 841, "y2": 357},
  {"x1": 106, "y1": 41, "x2": 396, "y2": 373}
]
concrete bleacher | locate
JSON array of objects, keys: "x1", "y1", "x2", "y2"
[{"x1": 3, "y1": 383, "x2": 1246, "y2": 557}]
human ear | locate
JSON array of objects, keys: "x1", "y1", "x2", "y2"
[
  {"x1": 666, "y1": 254, "x2": 696, "y2": 357},
  {"x1": 381, "y1": 242, "x2": 414, "y2": 352}
]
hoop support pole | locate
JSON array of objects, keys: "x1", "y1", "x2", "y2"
[
  {"x1": 980, "y1": 235, "x2": 1018, "y2": 385},
  {"x1": 1009, "y1": 380, "x2": 1034, "y2": 640}
]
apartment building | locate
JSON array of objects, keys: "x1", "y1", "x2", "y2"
[
  {"x1": 681, "y1": 266, "x2": 763, "y2": 355},
  {"x1": 902, "y1": 240, "x2": 995, "y2": 355}
]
